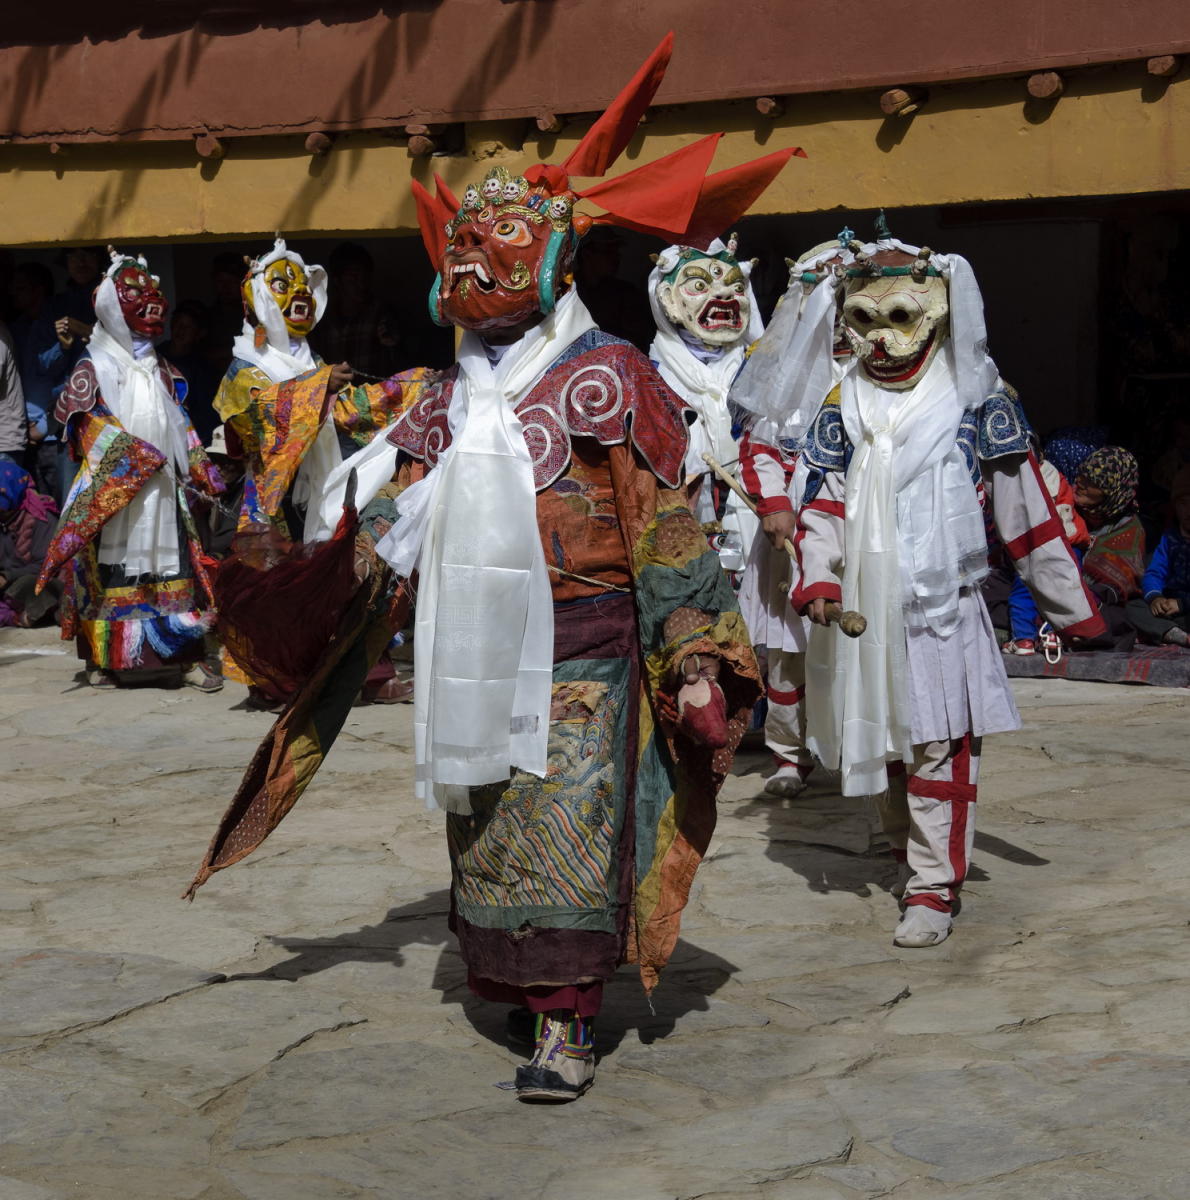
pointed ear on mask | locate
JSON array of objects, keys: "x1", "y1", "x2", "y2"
[{"x1": 656, "y1": 280, "x2": 681, "y2": 326}]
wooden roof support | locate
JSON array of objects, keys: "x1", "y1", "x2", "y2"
[
  {"x1": 195, "y1": 131, "x2": 225, "y2": 159},
  {"x1": 1027, "y1": 71, "x2": 1065, "y2": 99},
  {"x1": 1147, "y1": 55, "x2": 1182, "y2": 77},
  {"x1": 880, "y1": 87, "x2": 926, "y2": 117}
]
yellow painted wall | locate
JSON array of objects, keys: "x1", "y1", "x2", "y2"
[{"x1": 1, "y1": 63, "x2": 1185, "y2": 247}]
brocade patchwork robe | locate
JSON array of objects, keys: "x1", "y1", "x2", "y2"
[
  {"x1": 388, "y1": 330, "x2": 762, "y2": 992},
  {"x1": 38, "y1": 354, "x2": 224, "y2": 671},
  {"x1": 214, "y1": 357, "x2": 431, "y2": 534}
]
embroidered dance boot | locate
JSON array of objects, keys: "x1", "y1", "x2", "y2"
[
  {"x1": 893, "y1": 903, "x2": 952, "y2": 948},
  {"x1": 514, "y1": 1011, "x2": 595, "y2": 1102}
]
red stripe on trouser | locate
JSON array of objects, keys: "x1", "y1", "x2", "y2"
[
  {"x1": 767, "y1": 683, "x2": 805, "y2": 705},
  {"x1": 904, "y1": 734, "x2": 976, "y2": 913}
]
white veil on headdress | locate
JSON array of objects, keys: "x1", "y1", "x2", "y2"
[
  {"x1": 729, "y1": 239, "x2": 855, "y2": 450},
  {"x1": 89, "y1": 247, "x2": 191, "y2": 578}
]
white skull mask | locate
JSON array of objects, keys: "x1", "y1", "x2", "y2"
[
  {"x1": 842, "y1": 270, "x2": 949, "y2": 388},
  {"x1": 657, "y1": 255, "x2": 751, "y2": 348}
]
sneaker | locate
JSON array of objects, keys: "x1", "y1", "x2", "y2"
[
  {"x1": 86, "y1": 668, "x2": 118, "y2": 689},
  {"x1": 763, "y1": 763, "x2": 810, "y2": 799},
  {"x1": 893, "y1": 904, "x2": 952, "y2": 948},
  {"x1": 184, "y1": 663, "x2": 225, "y2": 693},
  {"x1": 1001, "y1": 639, "x2": 1036, "y2": 656},
  {"x1": 515, "y1": 1013, "x2": 594, "y2": 1103}
]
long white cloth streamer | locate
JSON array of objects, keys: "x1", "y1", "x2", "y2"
[{"x1": 374, "y1": 289, "x2": 598, "y2": 812}]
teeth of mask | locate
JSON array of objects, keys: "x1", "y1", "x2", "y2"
[{"x1": 474, "y1": 263, "x2": 490, "y2": 284}]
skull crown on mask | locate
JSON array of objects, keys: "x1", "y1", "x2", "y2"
[
  {"x1": 436, "y1": 164, "x2": 581, "y2": 333},
  {"x1": 657, "y1": 252, "x2": 751, "y2": 349},
  {"x1": 842, "y1": 250, "x2": 949, "y2": 389},
  {"x1": 244, "y1": 257, "x2": 316, "y2": 338},
  {"x1": 114, "y1": 260, "x2": 168, "y2": 338}
]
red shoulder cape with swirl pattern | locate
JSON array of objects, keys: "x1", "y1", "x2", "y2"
[{"x1": 385, "y1": 335, "x2": 693, "y2": 491}]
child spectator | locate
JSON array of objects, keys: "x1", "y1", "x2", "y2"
[
  {"x1": 1126, "y1": 466, "x2": 1190, "y2": 647},
  {"x1": 0, "y1": 461, "x2": 60, "y2": 627}
]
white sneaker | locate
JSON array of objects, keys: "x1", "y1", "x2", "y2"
[
  {"x1": 893, "y1": 905, "x2": 952, "y2": 948},
  {"x1": 764, "y1": 764, "x2": 809, "y2": 798}
]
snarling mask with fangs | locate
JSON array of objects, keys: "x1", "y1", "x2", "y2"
[
  {"x1": 842, "y1": 250, "x2": 949, "y2": 389},
  {"x1": 657, "y1": 247, "x2": 752, "y2": 349},
  {"x1": 245, "y1": 257, "x2": 317, "y2": 339},
  {"x1": 435, "y1": 164, "x2": 580, "y2": 332},
  {"x1": 114, "y1": 260, "x2": 168, "y2": 338}
]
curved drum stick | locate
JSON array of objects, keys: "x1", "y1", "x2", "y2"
[{"x1": 701, "y1": 452, "x2": 867, "y2": 639}]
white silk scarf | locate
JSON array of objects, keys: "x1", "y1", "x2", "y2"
[
  {"x1": 807, "y1": 348, "x2": 989, "y2": 796},
  {"x1": 88, "y1": 289, "x2": 190, "y2": 579},
  {"x1": 375, "y1": 289, "x2": 598, "y2": 811}
]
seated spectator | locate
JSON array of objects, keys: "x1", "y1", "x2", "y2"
[
  {"x1": 0, "y1": 461, "x2": 60, "y2": 628},
  {"x1": 1075, "y1": 446, "x2": 1145, "y2": 645},
  {"x1": 1126, "y1": 466, "x2": 1190, "y2": 648}
]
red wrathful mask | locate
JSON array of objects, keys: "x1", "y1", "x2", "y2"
[{"x1": 113, "y1": 259, "x2": 168, "y2": 338}]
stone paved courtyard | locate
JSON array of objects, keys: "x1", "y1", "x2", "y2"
[{"x1": 2, "y1": 623, "x2": 1189, "y2": 1199}]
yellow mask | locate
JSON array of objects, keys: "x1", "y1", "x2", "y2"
[{"x1": 244, "y1": 257, "x2": 316, "y2": 338}]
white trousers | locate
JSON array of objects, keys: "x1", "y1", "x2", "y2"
[
  {"x1": 876, "y1": 734, "x2": 981, "y2": 913},
  {"x1": 764, "y1": 649, "x2": 812, "y2": 768}
]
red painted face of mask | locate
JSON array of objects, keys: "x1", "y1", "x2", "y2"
[
  {"x1": 436, "y1": 166, "x2": 579, "y2": 334},
  {"x1": 114, "y1": 261, "x2": 168, "y2": 338}
]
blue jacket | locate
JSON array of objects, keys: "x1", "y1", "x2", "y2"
[{"x1": 1142, "y1": 529, "x2": 1190, "y2": 605}]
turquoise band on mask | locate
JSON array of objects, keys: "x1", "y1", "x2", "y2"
[
  {"x1": 428, "y1": 273, "x2": 450, "y2": 328},
  {"x1": 537, "y1": 227, "x2": 570, "y2": 316}
]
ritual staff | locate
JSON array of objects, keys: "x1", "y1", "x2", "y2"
[
  {"x1": 192, "y1": 34, "x2": 799, "y2": 1102},
  {"x1": 646, "y1": 234, "x2": 763, "y2": 575},
  {"x1": 793, "y1": 232, "x2": 1105, "y2": 947},
  {"x1": 732, "y1": 237, "x2": 855, "y2": 797},
  {"x1": 37, "y1": 249, "x2": 224, "y2": 688}
]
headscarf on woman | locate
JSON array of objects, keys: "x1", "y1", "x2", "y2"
[
  {"x1": 1076, "y1": 446, "x2": 1139, "y2": 527},
  {"x1": 1077, "y1": 446, "x2": 1144, "y2": 603}
]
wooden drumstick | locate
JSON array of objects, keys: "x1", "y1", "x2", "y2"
[{"x1": 701, "y1": 452, "x2": 867, "y2": 639}]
